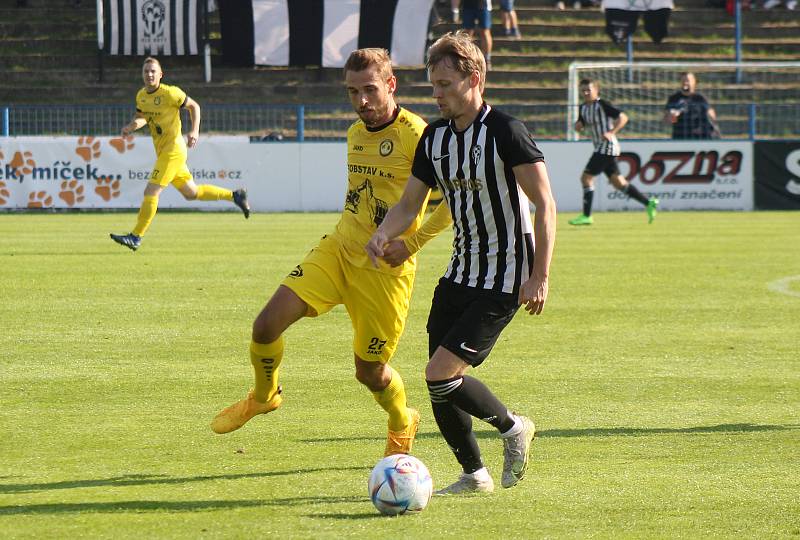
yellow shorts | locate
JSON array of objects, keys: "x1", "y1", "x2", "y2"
[
  {"x1": 281, "y1": 234, "x2": 414, "y2": 364},
  {"x1": 149, "y1": 151, "x2": 192, "y2": 188}
]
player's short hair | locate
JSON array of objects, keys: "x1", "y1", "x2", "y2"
[
  {"x1": 143, "y1": 57, "x2": 162, "y2": 70},
  {"x1": 579, "y1": 78, "x2": 598, "y2": 89},
  {"x1": 426, "y1": 31, "x2": 486, "y2": 91},
  {"x1": 344, "y1": 48, "x2": 393, "y2": 80}
]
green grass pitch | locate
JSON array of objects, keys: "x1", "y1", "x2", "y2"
[{"x1": 1, "y1": 210, "x2": 798, "y2": 539}]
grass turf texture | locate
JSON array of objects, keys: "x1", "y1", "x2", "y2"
[{"x1": 0, "y1": 211, "x2": 798, "y2": 539}]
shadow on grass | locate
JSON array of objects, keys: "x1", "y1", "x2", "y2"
[
  {"x1": 0, "y1": 466, "x2": 369, "y2": 494},
  {"x1": 299, "y1": 423, "x2": 798, "y2": 443},
  {"x1": 308, "y1": 512, "x2": 388, "y2": 520},
  {"x1": 539, "y1": 423, "x2": 799, "y2": 438},
  {"x1": 0, "y1": 496, "x2": 366, "y2": 516}
]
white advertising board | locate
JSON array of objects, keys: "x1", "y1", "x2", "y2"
[
  {"x1": 540, "y1": 140, "x2": 754, "y2": 212},
  {"x1": 0, "y1": 138, "x2": 753, "y2": 212},
  {"x1": 0, "y1": 136, "x2": 346, "y2": 212}
]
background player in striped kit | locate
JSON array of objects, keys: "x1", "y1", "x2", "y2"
[
  {"x1": 569, "y1": 78, "x2": 658, "y2": 226},
  {"x1": 367, "y1": 31, "x2": 556, "y2": 495}
]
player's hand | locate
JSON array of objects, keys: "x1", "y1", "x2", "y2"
[
  {"x1": 518, "y1": 274, "x2": 548, "y2": 315},
  {"x1": 365, "y1": 230, "x2": 388, "y2": 268},
  {"x1": 121, "y1": 125, "x2": 131, "y2": 137},
  {"x1": 382, "y1": 239, "x2": 412, "y2": 267},
  {"x1": 187, "y1": 131, "x2": 199, "y2": 148},
  {"x1": 603, "y1": 131, "x2": 615, "y2": 142}
]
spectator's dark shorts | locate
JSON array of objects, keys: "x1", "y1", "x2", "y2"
[
  {"x1": 500, "y1": 0, "x2": 515, "y2": 11},
  {"x1": 427, "y1": 278, "x2": 519, "y2": 367},
  {"x1": 584, "y1": 152, "x2": 620, "y2": 178},
  {"x1": 462, "y1": 8, "x2": 492, "y2": 29}
]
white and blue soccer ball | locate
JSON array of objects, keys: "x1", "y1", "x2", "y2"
[{"x1": 368, "y1": 454, "x2": 433, "y2": 516}]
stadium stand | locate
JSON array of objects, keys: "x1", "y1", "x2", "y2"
[{"x1": 1, "y1": 0, "x2": 798, "y2": 138}]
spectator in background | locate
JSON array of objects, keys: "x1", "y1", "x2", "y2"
[
  {"x1": 460, "y1": 0, "x2": 493, "y2": 69},
  {"x1": 499, "y1": 0, "x2": 522, "y2": 38},
  {"x1": 762, "y1": 0, "x2": 796, "y2": 9},
  {"x1": 451, "y1": 0, "x2": 461, "y2": 22},
  {"x1": 663, "y1": 72, "x2": 719, "y2": 140}
]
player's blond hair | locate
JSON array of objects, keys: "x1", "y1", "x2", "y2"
[
  {"x1": 426, "y1": 31, "x2": 486, "y2": 91},
  {"x1": 143, "y1": 57, "x2": 162, "y2": 70},
  {"x1": 344, "y1": 48, "x2": 394, "y2": 80}
]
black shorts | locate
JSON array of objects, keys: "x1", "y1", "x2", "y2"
[
  {"x1": 426, "y1": 278, "x2": 519, "y2": 367},
  {"x1": 584, "y1": 153, "x2": 620, "y2": 178}
]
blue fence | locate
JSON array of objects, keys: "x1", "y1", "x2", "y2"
[{"x1": 1, "y1": 103, "x2": 798, "y2": 140}]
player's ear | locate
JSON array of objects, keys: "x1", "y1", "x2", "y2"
[
  {"x1": 470, "y1": 70, "x2": 481, "y2": 89},
  {"x1": 387, "y1": 75, "x2": 397, "y2": 95}
]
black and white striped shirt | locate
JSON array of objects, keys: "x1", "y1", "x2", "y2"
[
  {"x1": 412, "y1": 103, "x2": 544, "y2": 295},
  {"x1": 578, "y1": 99, "x2": 622, "y2": 156}
]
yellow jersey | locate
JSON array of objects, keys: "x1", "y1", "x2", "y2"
[
  {"x1": 135, "y1": 83, "x2": 188, "y2": 156},
  {"x1": 333, "y1": 106, "x2": 428, "y2": 276}
]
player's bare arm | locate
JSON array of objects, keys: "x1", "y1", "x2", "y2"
[
  {"x1": 514, "y1": 161, "x2": 556, "y2": 315},
  {"x1": 381, "y1": 240, "x2": 412, "y2": 267},
  {"x1": 182, "y1": 96, "x2": 201, "y2": 148},
  {"x1": 605, "y1": 112, "x2": 628, "y2": 140},
  {"x1": 366, "y1": 175, "x2": 430, "y2": 267},
  {"x1": 384, "y1": 202, "x2": 452, "y2": 267},
  {"x1": 122, "y1": 113, "x2": 147, "y2": 136}
]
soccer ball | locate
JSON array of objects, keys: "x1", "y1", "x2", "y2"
[{"x1": 368, "y1": 454, "x2": 433, "y2": 516}]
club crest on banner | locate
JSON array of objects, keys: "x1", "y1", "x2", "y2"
[{"x1": 142, "y1": 0, "x2": 168, "y2": 52}]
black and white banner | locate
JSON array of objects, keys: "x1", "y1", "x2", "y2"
[
  {"x1": 252, "y1": 0, "x2": 434, "y2": 68},
  {"x1": 100, "y1": 0, "x2": 201, "y2": 55}
]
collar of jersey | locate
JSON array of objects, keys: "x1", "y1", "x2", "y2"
[
  {"x1": 448, "y1": 102, "x2": 491, "y2": 133},
  {"x1": 365, "y1": 106, "x2": 401, "y2": 132}
]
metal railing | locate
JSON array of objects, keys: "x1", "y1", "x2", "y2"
[{"x1": 2, "y1": 103, "x2": 798, "y2": 141}]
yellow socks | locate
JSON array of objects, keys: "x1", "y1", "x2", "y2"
[
  {"x1": 132, "y1": 194, "x2": 158, "y2": 237},
  {"x1": 372, "y1": 366, "x2": 410, "y2": 431},
  {"x1": 196, "y1": 184, "x2": 233, "y2": 201},
  {"x1": 250, "y1": 338, "x2": 284, "y2": 402}
]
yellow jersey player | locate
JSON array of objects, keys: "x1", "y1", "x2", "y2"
[
  {"x1": 211, "y1": 48, "x2": 452, "y2": 457},
  {"x1": 110, "y1": 57, "x2": 250, "y2": 251}
]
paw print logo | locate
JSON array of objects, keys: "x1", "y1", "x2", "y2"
[
  {"x1": 76, "y1": 136, "x2": 101, "y2": 162},
  {"x1": 58, "y1": 180, "x2": 85, "y2": 207},
  {"x1": 0, "y1": 180, "x2": 10, "y2": 206},
  {"x1": 109, "y1": 134, "x2": 135, "y2": 154},
  {"x1": 10, "y1": 151, "x2": 36, "y2": 177},
  {"x1": 27, "y1": 191, "x2": 53, "y2": 208},
  {"x1": 95, "y1": 175, "x2": 121, "y2": 201}
]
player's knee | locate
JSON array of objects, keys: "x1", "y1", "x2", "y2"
[
  {"x1": 182, "y1": 189, "x2": 198, "y2": 201},
  {"x1": 252, "y1": 311, "x2": 280, "y2": 343},
  {"x1": 355, "y1": 361, "x2": 388, "y2": 391}
]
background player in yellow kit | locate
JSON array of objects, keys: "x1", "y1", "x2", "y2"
[
  {"x1": 211, "y1": 48, "x2": 451, "y2": 457},
  {"x1": 110, "y1": 57, "x2": 250, "y2": 251}
]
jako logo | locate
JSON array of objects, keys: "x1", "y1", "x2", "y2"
[{"x1": 618, "y1": 150, "x2": 743, "y2": 185}]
